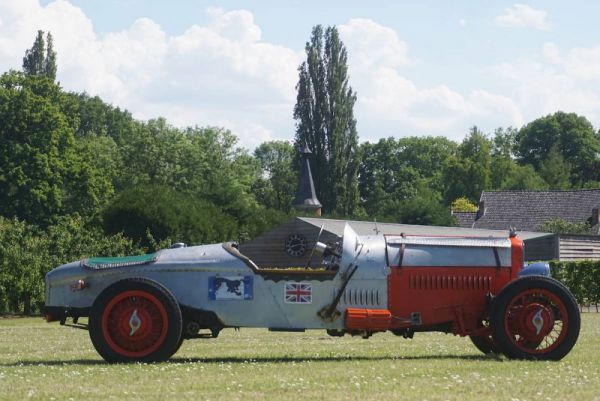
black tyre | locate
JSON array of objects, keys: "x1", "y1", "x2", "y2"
[
  {"x1": 173, "y1": 334, "x2": 185, "y2": 355},
  {"x1": 490, "y1": 276, "x2": 580, "y2": 360},
  {"x1": 89, "y1": 278, "x2": 183, "y2": 363},
  {"x1": 470, "y1": 335, "x2": 502, "y2": 355},
  {"x1": 470, "y1": 319, "x2": 502, "y2": 355}
]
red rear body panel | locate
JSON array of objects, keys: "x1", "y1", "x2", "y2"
[
  {"x1": 343, "y1": 236, "x2": 525, "y2": 335},
  {"x1": 387, "y1": 266, "x2": 511, "y2": 334},
  {"x1": 388, "y1": 237, "x2": 523, "y2": 335},
  {"x1": 387, "y1": 236, "x2": 524, "y2": 335}
]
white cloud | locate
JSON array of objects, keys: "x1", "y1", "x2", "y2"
[
  {"x1": 495, "y1": 4, "x2": 551, "y2": 30},
  {"x1": 562, "y1": 45, "x2": 600, "y2": 81},
  {"x1": 493, "y1": 42, "x2": 600, "y2": 125},
  {"x1": 338, "y1": 18, "x2": 411, "y2": 70},
  {"x1": 542, "y1": 42, "x2": 561, "y2": 63},
  {"x1": 4, "y1": 1, "x2": 595, "y2": 150},
  {"x1": 206, "y1": 7, "x2": 261, "y2": 43},
  {"x1": 0, "y1": 1, "x2": 302, "y2": 149},
  {"x1": 338, "y1": 19, "x2": 523, "y2": 141}
]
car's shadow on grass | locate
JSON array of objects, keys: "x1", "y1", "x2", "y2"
[
  {"x1": 1, "y1": 353, "x2": 502, "y2": 367},
  {"x1": 0, "y1": 359, "x2": 106, "y2": 367},
  {"x1": 171, "y1": 354, "x2": 503, "y2": 364}
]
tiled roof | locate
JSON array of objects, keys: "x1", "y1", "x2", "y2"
[
  {"x1": 452, "y1": 211, "x2": 477, "y2": 228},
  {"x1": 472, "y1": 189, "x2": 600, "y2": 233}
]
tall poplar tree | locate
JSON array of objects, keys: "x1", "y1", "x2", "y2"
[
  {"x1": 293, "y1": 25, "x2": 360, "y2": 216},
  {"x1": 22, "y1": 30, "x2": 57, "y2": 81}
]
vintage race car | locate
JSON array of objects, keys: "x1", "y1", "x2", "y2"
[{"x1": 44, "y1": 224, "x2": 580, "y2": 362}]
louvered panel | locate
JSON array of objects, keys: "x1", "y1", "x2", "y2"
[
  {"x1": 408, "y1": 274, "x2": 492, "y2": 291},
  {"x1": 341, "y1": 288, "x2": 382, "y2": 307}
]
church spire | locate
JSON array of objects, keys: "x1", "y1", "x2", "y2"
[{"x1": 293, "y1": 143, "x2": 322, "y2": 215}]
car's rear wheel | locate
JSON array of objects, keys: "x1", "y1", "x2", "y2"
[
  {"x1": 490, "y1": 276, "x2": 580, "y2": 360},
  {"x1": 89, "y1": 278, "x2": 182, "y2": 363}
]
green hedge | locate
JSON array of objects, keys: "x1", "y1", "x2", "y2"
[
  {"x1": 0, "y1": 216, "x2": 138, "y2": 315},
  {"x1": 550, "y1": 260, "x2": 600, "y2": 306}
]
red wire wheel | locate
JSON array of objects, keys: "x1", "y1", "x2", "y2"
[
  {"x1": 89, "y1": 278, "x2": 182, "y2": 363},
  {"x1": 101, "y1": 290, "x2": 169, "y2": 358},
  {"x1": 490, "y1": 276, "x2": 580, "y2": 360}
]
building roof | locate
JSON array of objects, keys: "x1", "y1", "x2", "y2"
[
  {"x1": 452, "y1": 211, "x2": 477, "y2": 228},
  {"x1": 299, "y1": 217, "x2": 552, "y2": 241},
  {"x1": 472, "y1": 189, "x2": 600, "y2": 233}
]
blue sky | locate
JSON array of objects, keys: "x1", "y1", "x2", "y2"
[{"x1": 4, "y1": 1, "x2": 600, "y2": 149}]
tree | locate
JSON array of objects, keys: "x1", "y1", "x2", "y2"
[
  {"x1": 490, "y1": 127, "x2": 517, "y2": 189},
  {"x1": 385, "y1": 188, "x2": 456, "y2": 227},
  {"x1": 538, "y1": 145, "x2": 571, "y2": 189},
  {"x1": 65, "y1": 92, "x2": 134, "y2": 140},
  {"x1": 293, "y1": 25, "x2": 360, "y2": 216},
  {"x1": 501, "y1": 164, "x2": 549, "y2": 190},
  {"x1": 113, "y1": 122, "x2": 273, "y2": 240},
  {"x1": 539, "y1": 218, "x2": 591, "y2": 234},
  {"x1": 359, "y1": 139, "x2": 420, "y2": 216},
  {"x1": 395, "y1": 136, "x2": 457, "y2": 194},
  {"x1": 180, "y1": 126, "x2": 262, "y2": 237},
  {"x1": 515, "y1": 112, "x2": 600, "y2": 185},
  {"x1": 103, "y1": 185, "x2": 238, "y2": 249},
  {"x1": 0, "y1": 71, "x2": 76, "y2": 226},
  {"x1": 253, "y1": 141, "x2": 297, "y2": 212},
  {"x1": 66, "y1": 135, "x2": 120, "y2": 218},
  {"x1": 491, "y1": 127, "x2": 517, "y2": 159},
  {"x1": 0, "y1": 71, "x2": 120, "y2": 225},
  {"x1": 22, "y1": 30, "x2": 57, "y2": 80},
  {"x1": 443, "y1": 127, "x2": 492, "y2": 202}
]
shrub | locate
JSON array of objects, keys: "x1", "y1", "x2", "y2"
[
  {"x1": 539, "y1": 218, "x2": 591, "y2": 234},
  {"x1": 550, "y1": 260, "x2": 600, "y2": 306},
  {"x1": 103, "y1": 185, "x2": 238, "y2": 249},
  {"x1": 0, "y1": 215, "x2": 136, "y2": 315},
  {"x1": 451, "y1": 197, "x2": 478, "y2": 212}
]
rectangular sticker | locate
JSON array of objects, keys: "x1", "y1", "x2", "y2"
[
  {"x1": 284, "y1": 282, "x2": 312, "y2": 304},
  {"x1": 208, "y1": 276, "x2": 253, "y2": 300}
]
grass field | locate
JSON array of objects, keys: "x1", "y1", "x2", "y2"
[{"x1": 1, "y1": 315, "x2": 599, "y2": 401}]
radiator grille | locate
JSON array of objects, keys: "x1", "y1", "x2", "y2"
[
  {"x1": 408, "y1": 275, "x2": 492, "y2": 291},
  {"x1": 342, "y1": 288, "x2": 381, "y2": 306}
]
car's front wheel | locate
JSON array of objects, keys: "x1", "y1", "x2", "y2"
[
  {"x1": 490, "y1": 276, "x2": 580, "y2": 360},
  {"x1": 89, "y1": 278, "x2": 183, "y2": 363}
]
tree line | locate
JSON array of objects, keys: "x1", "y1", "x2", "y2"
[
  {"x1": 292, "y1": 26, "x2": 600, "y2": 221},
  {"x1": 1, "y1": 28, "x2": 600, "y2": 314}
]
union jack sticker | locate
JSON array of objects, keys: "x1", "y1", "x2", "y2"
[{"x1": 285, "y1": 282, "x2": 312, "y2": 304}]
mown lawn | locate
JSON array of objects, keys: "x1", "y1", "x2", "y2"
[{"x1": 1, "y1": 315, "x2": 599, "y2": 401}]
